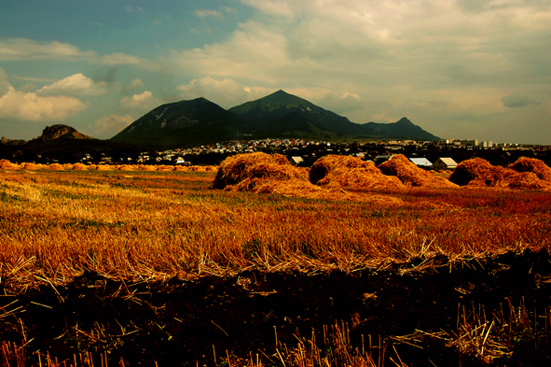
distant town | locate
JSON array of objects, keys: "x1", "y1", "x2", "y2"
[{"x1": 96, "y1": 138, "x2": 550, "y2": 168}]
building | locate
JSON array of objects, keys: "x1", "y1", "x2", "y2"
[
  {"x1": 409, "y1": 157, "x2": 433, "y2": 168},
  {"x1": 432, "y1": 157, "x2": 458, "y2": 170}
]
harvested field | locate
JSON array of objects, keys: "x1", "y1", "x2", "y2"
[
  {"x1": 1, "y1": 161, "x2": 551, "y2": 366},
  {"x1": 378, "y1": 154, "x2": 458, "y2": 188}
]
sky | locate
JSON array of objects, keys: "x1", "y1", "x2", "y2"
[{"x1": 0, "y1": 0, "x2": 550, "y2": 145}]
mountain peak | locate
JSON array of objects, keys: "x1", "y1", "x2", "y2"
[
  {"x1": 35, "y1": 124, "x2": 95, "y2": 142},
  {"x1": 395, "y1": 117, "x2": 413, "y2": 125}
]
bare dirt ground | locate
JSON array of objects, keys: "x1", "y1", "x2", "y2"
[{"x1": 1, "y1": 249, "x2": 550, "y2": 366}]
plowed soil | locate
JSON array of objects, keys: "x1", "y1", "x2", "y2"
[{"x1": 1, "y1": 250, "x2": 551, "y2": 366}]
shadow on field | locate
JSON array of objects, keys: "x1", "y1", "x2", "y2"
[{"x1": 1, "y1": 250, "x2": 551, "y2": 366}]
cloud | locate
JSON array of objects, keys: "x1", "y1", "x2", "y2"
[
  {"x1": 99, "y1": 53, "x2": 161, "y2": 71},
  {"x1": 501, "y1": 92, "x2": 537, "y2": 108},
  {"x1": 0, "y1": 38, "x2": 94, "y2": 61},
  {"x1": 125, "y1": 79, "x2": 145, "y2": 91},
  {"x1": 120, "y1": 91, "x2": 160, "y2": 109},
  {"x1": 93, "y1": 114, "x2": 134, "y2": 137},
  {"x1": 0, "y1": 68, "x2": 87, "y2": 121},
  {"x1": 170, "y1": 21, "x2": 296, "y2": 83},
  {"x1": 178, "y1": 77, "x2": 273, "y2": 108},
  {"x1": 37, "y1": 73, "x2": 108, "y2": 96},
  {"x1": 0, "y1": 38, "x2": 160, "y2": 70},
  {"x1": 124, "y1": 6, "x2": 143, "y2": 13},
  {"x1": 195, "y1": 10, "x2": 224, "y2": 18},
  {"x1": 239, "y1": 0, "x2": 296, "y2": 17},
  {"x1": 0, "y1": 87, "x2": 86, "y2": 122}
]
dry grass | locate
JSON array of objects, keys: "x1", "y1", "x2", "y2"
[
  {"x1": 378, "y1": 154, "x2": 458, "y2": 188},
  {"x1": 1, "y1": 164, "x2": 550, "y2": 292}
]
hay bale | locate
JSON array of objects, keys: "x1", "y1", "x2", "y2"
[
  {"x1": 49, "y1": 163, "x2": 64, "y2": 171},
  {"x1": 378, "y1": 154, "x2": 458, "y2": 188},
  {"x1": 0, "y1": 159, "x2": 19, "y2": 170},
  {"x1": 21, "y1": 162, "x2": 40, "y2": 170},
  {"x1": 139, "y1": 165, "x2": 157, "y2": 171},
  {"x1": 62, "y1": 163, "x2": 73, "y2": 170},
  {"x1": 449, "y1": 158, "x2": 495, "y2": 186},
  {"x1": 508, "y1": 157, "x2": 551, "y2": 182},
  {"x1": 213, "y1": 153, "x2": 303, "y2": 190},
  {"x1": 309, "y1": 155, "x2": 405, "y2": 190},
  {"x1": 506, "y1": 171, "x2": 551, "y2": 191},
  {"x1": 117, "y1": 165, "x2": 134, "y2": 171},
  {"x1": 96, "y1": 164, "x2": 112, "y2": 171},
  {"x1": 72, "y1": 163, "x2": 88, "y2": 170},
  {"x1": 450, "y1": 157, "x2": 551, "y2": 191}
]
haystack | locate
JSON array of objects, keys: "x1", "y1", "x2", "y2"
[
  {"x1": 96, "y1": 164, "x2": 112, "y2": 171},
  {"x1": 62, "y1": 163, "x2": 73, "y2": 170},
  {"x1": 508, "y1": 157, "x2": 551, "y2": 182},
  {"x1": 450, "y1": 157, "x2": 551, "y2": 191},
  {"x1": 49, "y1": 163, "x2": 64, "y2": 171},
  {"x1": 309, "y1": 155, "x2": 405, "y2": 190},
  {"x1": 213, "y1": 153, "x2": 304, "y2": 190},
  {"x1": 139, "y1": 165, "x2": 157, "y2": 171},
  {"x1": 72, "y1": 163, "x2": 88, "y2": 171},
  {"x1": 213, "y1": 153, "x2": 405, "y2": 204},
  {"x1": 21, "y1": 162, "x2": 40, "y2": 170},
  {"x1": 378, "y1": 154, "x2": 458, "y2": 188},
  {"x1": 0, "y1": 159, "x2": 19, "y2": 170},
  {"x1": 117, "y1": 165, "x2": 135, "y2": 171}
]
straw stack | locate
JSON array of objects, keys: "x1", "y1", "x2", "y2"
[
  {"x1": 309, "y1": 155, "x2": 405, "y2": 190},
  {"x1": 378, "y1": 154, "x2": 458, "y2": 188}
]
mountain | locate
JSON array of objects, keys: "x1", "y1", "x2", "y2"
[
  {"x1": 0, "y1": 124, "x2": 131, "y2": 164},
  {"x1": 229, "y1": 90, "x2": 439, "y2": 141},
  {"x1": 111, "y1": 98, "x2": 252, "y2": 149},
  {"x1": 111, "y1": 90, "x2": 440, "y2": 149},
  {"x1": 33, "y1": 124, "x2": 96, "y2": 142}
]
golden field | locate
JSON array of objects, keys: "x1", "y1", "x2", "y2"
[
  {"x1": 1, "y1": 161, "x2": 549, "y2": 290},
  {"x1": 1, "y1": 154, "x2": 551, "y2": 366}
]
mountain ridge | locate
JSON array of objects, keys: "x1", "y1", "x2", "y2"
[{"x1": 111, "y1": 90, "x2": 440, "y2": 148}]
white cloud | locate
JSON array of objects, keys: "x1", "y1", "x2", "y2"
[
  {"x1": 0, "y1": 87, "x2": 86, "y2": 121},
  {"x1": 93, "y1": 114, "x2": 134, "y2": 137},
  {"x1": 0, "y1": 68, "x2": 87, "y2": 121},
  {"x1": 0, "y1": 38, "x2": 160, "y2": 70},
  {"x1": 120, "y1": 91, "x2": 160, "y2": 109},
  {"x1": 0, "y1": 38, "x2": 95, "y2": 61},
  {"x1": 178, "y1": 77, "x2": 273, "y2": 108},
  {"x1": 170, "y1": 21, "x2": 297, "y2": 83},
  {"x1": 37, "y1": 73, "x2": 108, "y2": 96},
  {"x1": 125, "y1": 78, "x2": 145, "y2": 91},
  {"x1": 99, "y1": 53, "x2": 161, "y2": 71},
  {"x1": 195, "y1": 10, "x2": 224, "y2": 18}
]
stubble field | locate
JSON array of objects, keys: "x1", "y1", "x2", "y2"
[{"x1": 1, "y1": 162, "x2": 550, "y2": 366}]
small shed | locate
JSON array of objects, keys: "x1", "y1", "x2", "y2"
[
  {"x1": 290, "y1": 156, "x2": 304, "y2": 165},
  {"x1": 409, "y1": 157, "x2": 433, "y2": 168},
  {"x1": 433, "y1": 157, "x2": 458, "y2": 170}
]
